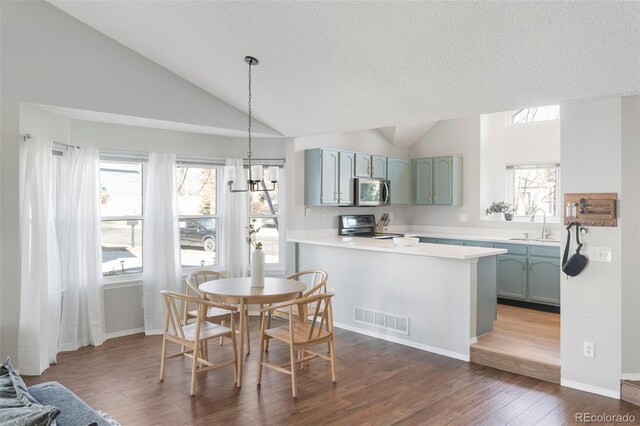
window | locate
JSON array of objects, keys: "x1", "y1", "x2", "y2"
[
  {"x1": 100, "y1": 162, "x2": 144, "y2": 276},
  {"x1": 177, "y1": 166, "x2": 219, "y2": 268},
  {"x1": 506, "y1": 163, "x2": 560, "y2": 218},
  {"x1": 249, "y1": 165, "x2": 283, "y2": 267},
  {"x1": 510, "y1": 105, "x2": 560, "y2": 125}
]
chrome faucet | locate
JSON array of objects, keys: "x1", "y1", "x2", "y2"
[{"x1": 530, "y1": 208, "x2": 551, "y2": 239}]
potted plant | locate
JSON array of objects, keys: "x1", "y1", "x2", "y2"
[
  {"x1": 485, "y1": 201, "x2": 512, "y2": 221},
  {"x1": 247, "y1": 219, "x2": 264, "y2": 287}
]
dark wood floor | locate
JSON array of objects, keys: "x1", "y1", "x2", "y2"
[{"x1": 24, "y1": 318, "x2": 640, "y2": 425}]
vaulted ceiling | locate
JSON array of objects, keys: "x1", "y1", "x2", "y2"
[{"x1": 49, "y1": 1, "x2": 640, "y2": 140}]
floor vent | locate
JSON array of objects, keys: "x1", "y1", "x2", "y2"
[{"x1": 354, "y1": 306, "x2": 410, "y2": 335}]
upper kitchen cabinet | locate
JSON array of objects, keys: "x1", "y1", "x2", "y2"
[
  {"x1": 371, "y1": 155, "x2": 387, "y2": 179},
  {"x1": 338, "y1": 151, "x2": 355, "y2": 205},
  {"x1": 412, "y1": 155, "x2": 462, "y2": 206},
  {"x1": 354, "y1": 154, "x2": 371, "y2": 177},
  {"x1": 305, "y1": 148, "x2": 355, "y2": 206},
  {"x1": 354, "y1": 154, "x2": 387, "y2": 178},
  {"x1": 387, "y1": 157, "x2": 410, "y2": 205}
]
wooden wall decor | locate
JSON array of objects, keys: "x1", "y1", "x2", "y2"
[{"x1": 563, "y1": 193, "x2": 617, "y2": 227}]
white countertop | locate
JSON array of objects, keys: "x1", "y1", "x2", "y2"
[
  {"x1": 287, "y1": 234, "x2": 507, "y2": 260},
  {"x1": 404, "y1": 232, "x2": 561, "y2": 247}
]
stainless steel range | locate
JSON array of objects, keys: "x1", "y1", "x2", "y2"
[{"x1": 338, "y1": 214, "x2": 404, "y2": 239}]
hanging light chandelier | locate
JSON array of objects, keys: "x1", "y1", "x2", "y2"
[{"x1": 225, "y1": 56, "x2": 279, "y2": 193}]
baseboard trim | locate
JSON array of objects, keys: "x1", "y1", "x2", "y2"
[
  {"x1": 469, "y1": 337, "x2": 478, "y2": 345},
  {"x1": 105, "y1": 327, "x2": 145, "y2": 340},
  {"x1": 622, "y1": 374, "x2": 640, "y2": 381},
  {"x1": 561, "y1": 379, "x2": 620, "y2": 399},
  {"x1": 334, "y1": 321, "x2": 470, "y2": 362}
]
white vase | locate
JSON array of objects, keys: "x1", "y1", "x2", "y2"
[{"x1": 251, "y1": 248, "x2": 265, "y2": 287}]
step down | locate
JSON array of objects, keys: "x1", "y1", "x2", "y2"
[
  {"x1": 621, "y1": 380, "x2": 640, "y2": 407},
  {"x1": 471, "y1": 341, "x2": 560, "y2": 384}
]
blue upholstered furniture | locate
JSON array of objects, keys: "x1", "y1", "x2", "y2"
[{"x1": 1, "y1": 358, "x2": 114, "y2": 426}]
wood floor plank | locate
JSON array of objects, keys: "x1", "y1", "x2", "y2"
[{"x1": 21, "y1": 317, "x2": 640, "y2": 425}]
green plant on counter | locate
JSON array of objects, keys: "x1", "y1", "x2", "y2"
[{"x1": 485, "y1": 201, "x2": 511, "y2": 215}]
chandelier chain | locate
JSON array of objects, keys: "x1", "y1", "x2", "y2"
[{"x1": 247, "y1": 61, "x2": 252, "y2": 161}]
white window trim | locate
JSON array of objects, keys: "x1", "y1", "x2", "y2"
[
  {"x1": 100, "y1": 158, "x2": 146, "y2": 282},
  {"x1": 248, "y1": 164, "x2": 286, "y2": 272},
  {"x1": 507, "y1": 106, "x2": 560, "y2": 127},
  {"x1": 176, "y1": 163, "x2": 222, "y2": 270},
  {"x1": 505, "y1": 162, "x2": 561, "y2": 221}
]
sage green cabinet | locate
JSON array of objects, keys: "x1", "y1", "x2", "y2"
[
  {"x1": 338, "y1": 151, "x2": 355, "y2": 205},
  {"x1": 412, "y1": 156, "x2": 462, "y2": 206},
  {"x1": 355, "y1": 154, "x2": 387, "y2": 178},
  {"x1": 387, "y1": 157, "x2": 410, "y2": 205},
  {"x1": 371, "y1": 155, "x2": 387, "y2": 179},
  {"x1": 413, "y1": 158, "x2": 433, "y2": 204},
  {"x1": 304, "y1": 148, "x2": 342, "y2": 205},
  {"x1": 528, "y1": 256, "x2": 561, "y2": 305},
  {"x1": 497, "y1": 254, "x2": 528, "y2": 300},
  {"x1": 354, "y1": 154, "x2": 371, "y2": 177}
]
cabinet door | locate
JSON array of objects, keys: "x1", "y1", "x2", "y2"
[
  {"x1": 437, "y1": 239, "x2": 464, "y2": 246},
  {"x1": 465, "y1": 241, "x2": 494, "y2": 248},
  {"x1": 433, "y1": 156, "x2": 453, "y2": 205},
  {"x1": 371, "y1": 156, "x2": 387, "y2": 179},
  {"x1": 528, "y1": 256, "x2": 561, "y2": 305},
  {"x1": 497, "y1": 254, "x2": 527, "y2": 300},
  {"x1": 354, "y1": 154, "x2": 371, "y2": 177},
  {"x1": 387, "y1": 157, "x2": 410, "y2": 205},
  {"x1": 320, "y1": 150, "x2": 339, "y2": 204},
  {"x1": 338, "y1": 151, "x2": 355, "y2": 205},
  {"x1": 413, "y1": 158, "x2": 433, "y2": 205},
  {"x1": 418, "y1": 237, "x2": 438, "y2": 244}
]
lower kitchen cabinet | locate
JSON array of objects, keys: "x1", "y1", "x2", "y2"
[
  {"x1": 417, "y1": 238, "x2": 561, "y2": 307},
  {"x1": 528, "y1": 256, "x2": 561, "y2": 305},
  {"x1": 497, "y1": 255, "x2": 527, "y2": 300}
]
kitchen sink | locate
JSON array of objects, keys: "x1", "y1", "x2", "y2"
[{"x1": 509, "y1": 237, "x2": 560, "y2": 243}]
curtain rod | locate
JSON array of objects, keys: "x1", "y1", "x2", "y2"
[{"x1": 23, "y1": 133, "x2": 79, "y2": 149}]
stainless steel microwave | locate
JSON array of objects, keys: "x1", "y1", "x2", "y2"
[{"x1": 354, "y1": 178, "x2": 390, "y2": 206}]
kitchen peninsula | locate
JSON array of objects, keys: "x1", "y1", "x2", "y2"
[{"x1": 287, "y1": 232, "x2": 507, "y2": 361}]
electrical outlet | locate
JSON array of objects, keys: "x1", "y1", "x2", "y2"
[
  {"x1": 583, "y1": 341, "x2": 595, "y2": 358},
  {"x1": 321, "y1": 213, "x2": 326, "y2": 223},
  {"x1": 459, "y1": 213, "x2": 468, "y2": 222},
  {"x1": 329, "y1": 287, "x2": 336, "y2": 296},
  {"x1": 389, "y1": 212, "x2": 394, "y2": 221},
  {"x1": 589, "y1": 246, "x2": 612, "y2": 262},
  {"x1": 305, "y1": 207, "x2": 311, "y2": 217}
]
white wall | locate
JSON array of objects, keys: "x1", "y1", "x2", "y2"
[
  {"x1": 481, "y1": 111, "x2": 561, "y2": 210},
  {"x1": 559, "y1": 97, "x2": 623, "y2": 397},
  {"x1": 0, "y1": 1, "x2": 278, "y2": 137},
  {"x1": 288, "y1": 129, "x2": 409, "y2": 231},
  {"x1": 621, "y1": 96, "x2": 640, "y2": 377}
]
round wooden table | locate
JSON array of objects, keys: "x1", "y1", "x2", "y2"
[{"x1": 199, "y1": 277, "x2": 306, "y2": 387}]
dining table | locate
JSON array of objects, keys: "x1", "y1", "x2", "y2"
[{"x1": 199, "y1": 276, "x2": 306, "y2": 387}]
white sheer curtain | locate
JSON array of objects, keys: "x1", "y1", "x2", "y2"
[
  {"x1": 18, "y1": 137, "x2": 62, "y2": 375},
  {"x1": 142, "y1": 152, "x2": 181, "y2": 334},
  {"x1": 223, "y1": 159, "x2": 249, "y2": 277},
  {"x1": 57, "y1": 147, "x2": 104, "y2": 351}
]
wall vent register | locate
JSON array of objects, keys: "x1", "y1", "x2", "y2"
[{"x1": 354, "y1": 306, "x2": 410, "y2": 335}]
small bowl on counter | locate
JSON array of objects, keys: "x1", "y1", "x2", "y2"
[{"x1": 392, "y1": 237, "x2": 419, "y2": 247}]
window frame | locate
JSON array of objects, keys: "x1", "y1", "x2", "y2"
[
  {"x1": 176, "y1": 162, "x2": 222, "y2": 272},
  {"x1": 508, "y1": 105, "x2": 560, "y2": 126},
  {"x1": 99, "y1": 157, "x2": 146, "y2": 279},
  {"x1": 505, "y1": 162, "x2": 561, "y2": 221},
  {"x1": 247, "y1": 163, "x2": 286, "y2": 273}
]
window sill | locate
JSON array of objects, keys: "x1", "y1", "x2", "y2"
[
  {"x1": 102, "y1": 273, "x2": 143, "y2": 289},
  {"x1": 481, "y1": 216, "x2": 561, "y2": 224}
]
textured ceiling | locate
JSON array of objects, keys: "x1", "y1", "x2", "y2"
[{"x1": 49, "y1": 1, "x2": 640, "y2": 138}]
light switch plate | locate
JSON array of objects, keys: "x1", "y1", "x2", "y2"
[
  {"x1": 588, "y1": 246, "x2": 612, "y2": 262},
  {"x1": 459, "y1": 213, "x2": 468, "y2": 222},
  {"x1": 305, "y1": 207, "x2": 311, "y2": 217}
]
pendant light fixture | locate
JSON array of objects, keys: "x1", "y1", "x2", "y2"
[{"x1": 226, "y1": 56, "x2": 279, "y2": 193}]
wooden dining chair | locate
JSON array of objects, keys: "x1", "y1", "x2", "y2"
[
  {"x1": 257, "y1": 293, "x2": 337, "y2": 398},
  {"x1": 265, "y1": 270, "x2": 328, "y2": 351},
  {"x1": 160, "y1": 291, "x2": 238, "y2": 396},
  {"x1": 185, "y1": 269, "x2": 251, "y2": 351}
]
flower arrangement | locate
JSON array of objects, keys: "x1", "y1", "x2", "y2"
[
  {"x1": 247, "y1": 218, "x2": 263, "y2": 249},
  {"x1": 485, "y1": 201, "x2": 511, "y2": 216}
]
